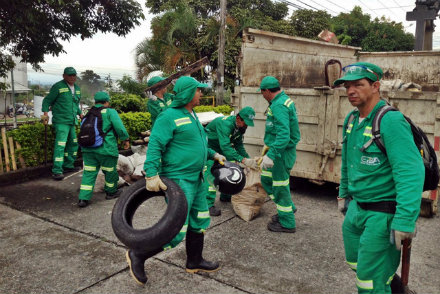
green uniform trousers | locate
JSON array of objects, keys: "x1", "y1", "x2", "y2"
[
  {"x1": 342, "y1": 200, "x2": 401, "y2": 293},
  {"x1": 260, "y1": 147, "x2": 296, "y2": 229},
  {"x1": 52, "y1": 123, "x2": 78, "y2": 174},
  {"x1": 204, "y1": 159, "x2": 231, "y2": 207},
  {"x1": 79, "y1": 153, "x2": 118, "y2": 200},
  {"x1": 162, "y1": 177, "x2": 210, "y2": 250}
]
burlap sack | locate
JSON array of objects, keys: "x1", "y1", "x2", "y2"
[{"x1": 232, "y1": 183, "x2": 267, "y2": 222}]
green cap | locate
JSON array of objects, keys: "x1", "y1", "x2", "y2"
[
  {"x1": 259, "y1": 76, "x2": 280, "y2": 91},
  {"x1": 238, "y1": 106, "x2": 255, "y2": 127},
  {"x1": 63, "y1": 67, "x2": 77, "y2": 75},
  {"x1": 171, "y1": 76, "x2": 208, "y2": 108},
  {"x1": 333, "y1": 62, "x2": 383, "y2": 86},
  {"x1": 94, "y1": 91, "x2": 110, "y2": 102},
  {"x1": 147, "y1": 76, "x2": 166, "y2": 87}
]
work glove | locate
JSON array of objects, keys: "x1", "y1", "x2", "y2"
[
  {"x1": 261, "y1": 145, "x2": 270, "y2": 156},
  {"x1": 391, "y1": 230, "x2": 416, "y2": 250},
  {"x1": 213, "y1": 153, "x2": 226, "y2": 165},
  {"x1": 40, "y1": 114, "x2": 49, "y2": 125},
  {"x1": 242, "y1": 158, "x2": 259, "y2": 170},
  {"x1": 337, "y1": 197, "x2": 350, "y2": 215},
  {"x1": 261, "y1": 154, "x2": 274, "y2": 169},
  {"x1": 146, "y1": 91, "x2": 157, "y2": 101},
  {"x1": 146, "y1": 175, "x2": 167, "y2": 192}
]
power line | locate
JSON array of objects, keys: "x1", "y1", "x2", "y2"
[
  {"x1": 291, "y1": 0, "x2": 319, "y2": 11},
  {"x1": 377, "y1": 1, "x2": 400, "y2": 18},
  {"x1": 321, "y1": 0, "x2": 350, "y2": 12},
  {"x1": 308, "y1": 0, "x2": 338, "y2": 15}
]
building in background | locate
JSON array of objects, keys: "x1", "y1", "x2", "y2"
[{"x1": 0, "y1": 57, "x2": 31, "y2": 114}]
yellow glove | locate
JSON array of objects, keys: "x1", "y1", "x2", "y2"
[
  {"x1": 261, "y1": 145, "x2": 269, "y2": 156},
  {"x1": 146, "y1": 175, "x2": 167, "y2": 192},
  {"x1": 213, "y1": 153, "x2": 226, "y2": 165}
]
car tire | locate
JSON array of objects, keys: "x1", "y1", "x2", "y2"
[{"x1": 111, "y1": 177, "x2": 188, "y2": 251}]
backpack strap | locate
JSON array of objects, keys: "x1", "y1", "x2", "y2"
[
  {"x1": 343, "y1": 109, "x2": 357, "y2": 143},
  {"x1": 360, "y1": 105, "x2": 396, "y2": 154}
]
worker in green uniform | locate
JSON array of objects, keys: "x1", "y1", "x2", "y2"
[
  {"x1": 335, "y1": 62, "x2": 424, "y2": 293},
  {"x1": 126, "y1": 76, "x2": 226, "y2": 286},
  {"x1": 146, "y1": 76, "x2": 174, "y2": 127},
  {"x1": 77, "y1": 92, "x2": 130, "y2": 208},
  {"x1": 204, "y1": 106, "x2": 259, "y2": 216},
  {"x1": 41, "y1": 67, "x2": 83, "y2": 180},
  {"x1": 259, "y1": 76, "x2": 300, "y2": 233}
]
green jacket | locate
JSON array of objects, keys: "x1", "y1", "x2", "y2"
[
  {"x1": 147, "y1": 93, "x2": 174, "y2": 126},
  {"x1": 264, "y1": 91, "x2": 301, "y2": 160},
  {"x1": 144, "y1": 107, "x2": 216, "y2": 180},
  {"x1": 81, "y1": 104, "x2": 129, "y2": 157},
  {"x1": 42, "y1": 80, "x2": 82, "y2": 125},
  {"x1": 205, "y1": 115, "x2": 249, "y2": 162},
  {"x1": 339, "y1": 100, "x2": 424, "y2": 232}
]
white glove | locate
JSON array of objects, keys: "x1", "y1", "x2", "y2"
[
  {"x1": 146, "y1": 91, "x2": 157, "y2": 101},
  {"x1": 242, "y1": 158, "x2": 259, "y2": 169},
  {"x1": 146, "y1": 175, "x2": 167, "y2": 192},
  {"x1": 261, "y1": 154, "x2": 274, "y2": 169},
  {"x1": 392, "y1": 230, "x2": 415, "y2": 250},
  {"x1": 213, "y1": 153, "x2": 226, "y2": 165}
]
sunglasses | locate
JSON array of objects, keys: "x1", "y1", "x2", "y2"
[
  {"x1": 342, "y1": 65, "x2": 379, "y2": 81},
  {"x1": 67, "y1": 74, "x2": 76, "y2": 77}
]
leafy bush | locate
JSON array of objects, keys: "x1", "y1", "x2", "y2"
[
  {"x1": 7, "y1": 123, "x2": 56, "y2": 167},
  {"x1": 110, "y1": 93, "x2": 147, "y2": 113},
  {"x1": 194, "y1": 105, "x2": 233, "y2": 115},
  {"x1": 119, "y1": 112, "x2": 151, "y2": 139}
]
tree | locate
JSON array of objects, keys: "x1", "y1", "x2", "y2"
[
  {"x1": 0, "y1": 0, "x2": 144, "y2": 78},
  {"x1": 290, "y1": 10, "x2": 331, "y2": 40},
  {"x1": 331, "y1": 6, "x2": 371, "y2": 47},
  {"x1": 76, "y1": 70, "x2": 105, "y2": 103},
  {"x1": 117, "y1": 75, "x2": 147, "y2": 97}
]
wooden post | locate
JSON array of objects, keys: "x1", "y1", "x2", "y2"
[
  {"x1": 15, "y1": 141, "x2": 26, "y2": 168},
  {"x1": 1, "y1": 127, "x2": 10, "y2": 172},
  {"x1": 8, "y1": 136, "x2": 16, "y2": 171},
  {"x1": 0, "y1": 142, "x2": 3, "y2": 174}
]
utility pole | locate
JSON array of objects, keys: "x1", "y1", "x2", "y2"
[
  {"x1": 216, "y1": 0, "x2": 226, "y2": 106},
  {"x1": 11, "y1": 68, "x2": 17, "y2": 128},
  {"x1": 406, "y1": 0, "x2": 440, "y2": 50}
]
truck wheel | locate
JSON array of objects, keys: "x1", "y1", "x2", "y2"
[{"x1": 111, "y1": 177, "x2": 188, "y2": 251}]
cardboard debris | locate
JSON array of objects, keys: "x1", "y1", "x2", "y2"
[{"x1": 318, "y1": 29, "x2": 339, "y2": 44}]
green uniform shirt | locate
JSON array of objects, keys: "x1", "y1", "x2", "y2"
[
  {"x1": 264, "y1": 91, "x2": 301, "y2": 160},
  {"x1": 147, "y1": 93, "x2": 174, "y2": 126},
  {"x1": 42, "y1": 80, "x2": 82, "y2": 125},
  {"x1": 339, "y1": 100, "x2": 424, "y2": 232},
  {"x1": 144, "y1": 107, "x2": 216, "y2": 180},
  {"x1": 81, "y1": 104, "x2": 129, "y2": 157},
  {"x1": 205, "y1": 115, "x2": 249, "y2": 162}
]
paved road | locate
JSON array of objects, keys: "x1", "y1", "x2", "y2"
[{"x1": 1, "y1": 172, "x2": 439, "y2": 294}]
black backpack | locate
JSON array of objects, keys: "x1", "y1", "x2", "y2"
[
  {"x1": 78, "y1": 106, "x2": 111, "y2": 148},
  {"x1": 346, "y1": 104, "x2": 439, "y2": 191}
]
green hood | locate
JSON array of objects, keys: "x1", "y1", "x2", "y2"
[{"x1": 171, "y1": 76, "x2": 208, "y2": 108}]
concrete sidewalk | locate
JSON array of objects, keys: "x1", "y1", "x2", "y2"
[{"x1": 1, "y1": 171, "x2": 439, "y2": 294}]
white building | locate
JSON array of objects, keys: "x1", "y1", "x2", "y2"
[{"x1": 0, "y1": 57, "x2": 31, "y2": 113}]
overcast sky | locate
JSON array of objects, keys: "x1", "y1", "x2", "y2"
[{"x1": 27, "y1": 0, "x2": 440, "y2": 85}]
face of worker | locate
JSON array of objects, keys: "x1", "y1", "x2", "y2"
[
  {"x1": 63, "y1": 74, "x2": 77, "y2": 86},
  {"x1": 261, "y1": 89, "x2": 272, "y2": 103},
  {"x1": 344, "y1": 79, "x2": 379, "y2": 108},
  {"x1": 189, "y1": 88, "x2": 202, "y2": 108},
  {"x1": 236, "y1": 116, "x2": 246, "y2": 128}
]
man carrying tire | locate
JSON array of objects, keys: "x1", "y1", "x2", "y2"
[
  {"x1": 41, "y1": 67, "x2": 83, "y2": 180},
  {"x1": 204, "y1": 106, "x2": 258, "y2": 216},
  {"x1": 126, "y1": 76, "x2": 226, "y2": 285}
]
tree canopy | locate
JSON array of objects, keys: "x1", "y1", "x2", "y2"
[
  {"x1": 136, "y1": 3, "x2": 415, "y2": 91},
  {"x1": 0, "y1": 0, "x2": 144, "y2": 78}
]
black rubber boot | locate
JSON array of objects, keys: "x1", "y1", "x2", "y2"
[
  {"x1": 126, "y1": 248, "x2": 162, "y2": 286},
  {"x1": 209, "y1": 206, "x2": 221, "y2": 216},
  {"x1": 185, "y1": 230, "x2": 220, "y2": 273}
]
